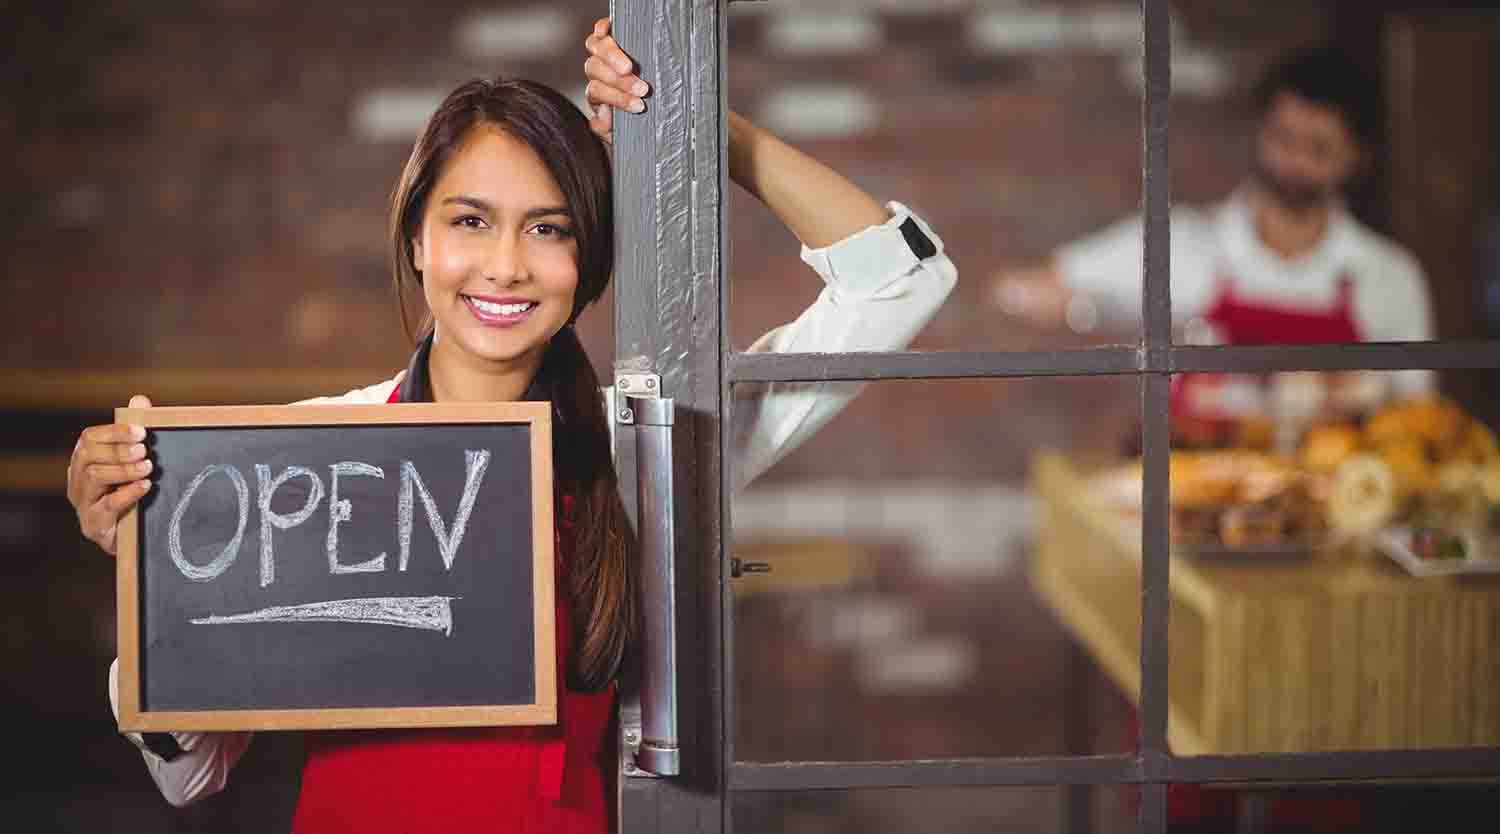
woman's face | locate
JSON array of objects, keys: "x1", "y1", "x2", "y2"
[{"x1": 413, "y1": 123, "x2": 579, "y2": 373}]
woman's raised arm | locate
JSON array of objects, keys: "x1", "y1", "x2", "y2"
[{"x1": 583, "y1": 17, "x2": 958, "y2": 486}]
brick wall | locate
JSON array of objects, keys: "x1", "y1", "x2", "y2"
[
  {"x1": 2, "y1": 1, "x2": 608, "y2": 374},
  {"x1": 4, "y1": 1, "x2": 1328, "y2": 377}
]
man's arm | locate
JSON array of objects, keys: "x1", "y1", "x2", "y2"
[
  {"x1": 992, "y1": 208, "x2": 1217, "y2": 335},
  {"x1": 991, "y1": 259, "x2": 1073, "y2": 331},
  {"x1": 992, "y1": 214, "x2": 1151, "y2": 334}
]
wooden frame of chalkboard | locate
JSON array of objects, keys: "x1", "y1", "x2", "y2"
[{"x1": 113, "y1": 402, "x2": 556, "y2": 732}]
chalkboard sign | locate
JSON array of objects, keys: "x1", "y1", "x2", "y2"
[{"x1": 114, "y1": 403, "x2": 555, "y2": 733}]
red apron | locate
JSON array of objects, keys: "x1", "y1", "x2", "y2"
[
  {"x1": 1170, "y1": 274, "x2": 1361, "y2": 445},
  {"x1": 288, "y1": 387, "x2": 616, "y2": 834},
  {"x1": 1154, "y1": 273, "x2": 1364, "y2": 829}
]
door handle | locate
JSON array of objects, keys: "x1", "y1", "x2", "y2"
[{"x1": 625, "y1": 394, "x2": 679, "y2": 776}]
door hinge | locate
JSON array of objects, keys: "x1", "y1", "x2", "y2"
[{"x1": 614, "y1": 373, "x2": 660, "y2": 425}]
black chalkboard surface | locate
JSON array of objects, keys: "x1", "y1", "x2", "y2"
[{"x1": 114, "y1": 403, "x2": 555, "y2": 732}]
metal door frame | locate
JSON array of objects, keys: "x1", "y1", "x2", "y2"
[{"x1": 610, "y1": 2, "x2": 1500, "y2": 832}]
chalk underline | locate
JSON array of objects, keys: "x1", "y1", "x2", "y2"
[{"x1": 189, "y1": 595, "x2": 460, "y2": 636}]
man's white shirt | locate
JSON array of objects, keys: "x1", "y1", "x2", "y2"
[{"x1": 1056, "y1": 187, "x2": 1435, "y2": 397}]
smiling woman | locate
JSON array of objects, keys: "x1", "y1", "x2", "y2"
[
  {"x1": 70, "y1": 29, "x2": 957, "y2": 831},
  {"x1": 393, "y1": 80, "x2": 612, "y2": 405}
]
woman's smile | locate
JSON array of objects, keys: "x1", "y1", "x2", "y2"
[{"x1": 462, "y1": 293, "x2": 540, "y2": 327}]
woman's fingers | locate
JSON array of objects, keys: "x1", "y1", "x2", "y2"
[
  {"x1": 583, "y1": 42, "x2": 648, "y2": 102},
  {"x1": 87, "y1": 459, "x2": 154, "y2": 488},
  {"x1": 590, "y1": 16, "x2": 610, "y2": 42},
  {"x1": 68, "y1": 424, "x2": 145, "y2": 506},
  {"x1": 81, "y1": 422, "x2": 147, "y2": 450},
  {"x1": 96, "y1": 478, "x2": 152, "y2": 517},
  {"x1": 584, "y1": 18, "x2": 648, "y2": 109},
  {"x1": 82, "y1": 480, "x2": 152, "y2": 556},
  {"x1": 593, "y1": 37, "x2": 637, "y2": 77},
  {"x1": 80, "y1": 436, "x2": 149, "y2": 467},
  {"x1": 586, "y1": 19, "x2": 634, "y2": 74},
  {"x1": 583, "y1": 53, "x2": 625, "y2": 90},
  {"x1": 69, "y1": 395, "x2": 155, "y2": 557},
  {"x1": 586, "y1": 79, "x2": 644, "y2": 115}
]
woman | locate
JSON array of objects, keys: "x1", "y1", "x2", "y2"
[{"x1": 68, "y1": 22, "x2": 955, "y2": 833}]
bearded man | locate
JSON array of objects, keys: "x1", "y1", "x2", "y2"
[{"x1": 995, "y1": 46, "x2": 1434, "y2": 444}]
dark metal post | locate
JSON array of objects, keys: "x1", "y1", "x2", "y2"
[
  {"x1": 1138, "y1": 2, "x2": 1174, "y2": 833},
  {"x1": 610, "y1": 0, "x2": 726, "y2": 830}
]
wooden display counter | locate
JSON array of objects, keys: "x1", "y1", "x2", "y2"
[{"x1": 1030, "y1": 450, "x2": 1500, "y2": 755}]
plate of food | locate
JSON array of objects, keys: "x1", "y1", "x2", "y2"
[
  {"x1": 1170, "y1": 492, "x2": 1332, "y2": 560},
  {"x1": 1085, "y1": 395, "x2": 1500, "y2": 567},
  {"x1": 1375, "y1": 526, "x2": 1500, "y2": 577},
  {"x1": 1087, "y1": 450, "x2": 1333, "y2": 559}
]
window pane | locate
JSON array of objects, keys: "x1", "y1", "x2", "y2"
[
  {"x1": 1159, "y1": 371, "x2": 1500, "y2": 756},
  {"x1": 1157, "y1": 14, "x2": 1500, "y2": 349},
  {"x1": 726, "y1": 2, "x2": 1143, "y2": 352},
  {"x1": 730, "y1": 377, "x2": 1142, "y2": 761}
]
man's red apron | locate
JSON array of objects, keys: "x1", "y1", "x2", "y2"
[{"x1": 1169, "y1": 274, "x2": 1361, "y2": 446}]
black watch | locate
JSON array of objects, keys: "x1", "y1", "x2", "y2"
[
  {"x1": 899, "y1": 217, "x2": 937, "y2": 260},
  {"x1": 140, "y1": 732, "x2": 185, "y2": 762}
]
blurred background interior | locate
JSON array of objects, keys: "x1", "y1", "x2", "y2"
[{"x1": 4, "y1": 1, "x2": 1500, "y2": 831}]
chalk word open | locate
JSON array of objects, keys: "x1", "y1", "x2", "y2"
[{"x1": 167, "y1": 450, "x2": 492, "y2": 587}]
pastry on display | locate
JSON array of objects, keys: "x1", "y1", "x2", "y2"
[
  {"x1": 1299, "y1": 423, "x2": 1361, "y2": 474},
  {"x1": 1090, "y1": 395, "x2": 1500, "y2": 555},
  {"x1": 1328, "y1": 453, "x2": 1399, "y2": 536}
]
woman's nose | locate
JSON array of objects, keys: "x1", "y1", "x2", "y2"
[{"x1": 484, "y1": 233, "x2": 527, "y2": 284}]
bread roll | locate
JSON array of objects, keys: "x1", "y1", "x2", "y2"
[
  {"x1": 1455, "y1": 420, "x2": 1499, "y2": 463},
  {"x1": 1168, "y1": 451, "x2": 1290, "y2": 508},
  {"x1": 1167, "y1": 452, "x2": 1243, "y2": 508},
  {"x1": 1220, "y1": 504, "x2": 1286, "y2": 548},
  {"x1": 1377, "y1": 439, "x2": 1436, "y2": 497},
  {"x1": 1299, "y1": 423, "x2": 1361, "y2": 474},
  {"x1": 1365, "y1": 398, "x2": 1466, "y2": 448},
  {"x1": 1329, "y1": 454, "x2": 1399, "y2": 536}
]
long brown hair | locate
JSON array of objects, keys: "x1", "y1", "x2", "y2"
[{"x1": 389, "y1": 77, "x2": 636, "y2": 690}]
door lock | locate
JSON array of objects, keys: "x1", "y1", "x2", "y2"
[{"x1": 730, "y1": 558, "x2": 772, "y2": 579}]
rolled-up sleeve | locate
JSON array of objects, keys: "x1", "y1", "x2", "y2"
[
  {"x1": 733, "y1": 202, "x2": 957, "y2": 488},
  {"x1": 109, "y1": 659, "x2": 252, "y2": 807}
]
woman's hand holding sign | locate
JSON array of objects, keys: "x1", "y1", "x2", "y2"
[{"x1": 67, "y1": 394, "x2": 154, "y2": 556}]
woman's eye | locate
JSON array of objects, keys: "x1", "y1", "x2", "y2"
[
  {"x1": 531, "y1": 223, "x2": 574, "y2": 239},
  {"x1": 454, "y1": 215, "x2": 487, "y2": 230}
]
